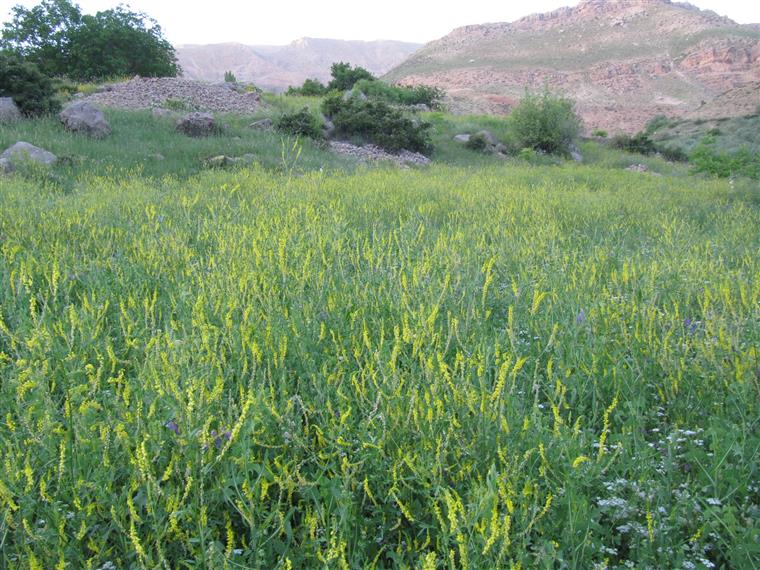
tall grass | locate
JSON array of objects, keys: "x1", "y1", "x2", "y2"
[{"x1": 0, "y1": 162, "x2": 758, "y2": 568}]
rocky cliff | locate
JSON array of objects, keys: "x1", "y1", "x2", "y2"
[{"x1": 385, "y1": 0, "x2": 760, "y2": 132}]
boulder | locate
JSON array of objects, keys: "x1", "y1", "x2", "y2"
[
  {"x1": 569, "y1": 143, "x2": 583, "y2": 163},
  {"x1": 322, "y1": 117, "x2": 336, "y2": 139},
  {"x1": 0, "y1": 141, "x2": 57, "y2": 173},
  {"x1": 60, "y1": 101, "x2": 112, "y2": 138},
  {"x1": 249, "y1": 118, "x2": 273, "y2": 130},
  {"x1": 0, "y1": 97, "x2": 22, "y2": 123},
  {"x1": 176, "y1": 112, "x2": 218, "y2": 137},
  {"x1": 204, "y1": 155, "x2": 235, "y2": 168}
]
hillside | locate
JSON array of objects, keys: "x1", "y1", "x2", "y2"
[
  {"x1": 385, "y1": 0, "x2": 760, "y2": 133},
  {"x1": 177, "y1": 38, "x2": 421, "y2": 92}
]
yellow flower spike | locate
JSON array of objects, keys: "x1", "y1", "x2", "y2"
[{"x1": 572, "y1": 456, "x2": 590, "y2": 469}]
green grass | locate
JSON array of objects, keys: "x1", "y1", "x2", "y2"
[
  {"x1": 0, "y1": 108, "x2": 356, "y2": 181},
  {"x1": 0, "y1": 160, "x2": 758, "y2": 568}
]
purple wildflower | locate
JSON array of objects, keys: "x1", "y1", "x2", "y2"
[
  {"x1": 164, "y1": 420, "x2": 180, "y2": 435},
  {"x1": 576, "y1": 309, "x2": 586, "y2": 324},
  {"x1": 211, "y1": 429, "x2": 232, "y2": 449}
]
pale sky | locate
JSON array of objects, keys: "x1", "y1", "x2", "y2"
[{"x1": 1, "y1": 0, "x2": 758, "y2": 46}]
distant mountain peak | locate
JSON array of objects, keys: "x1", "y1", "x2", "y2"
[{"x1": 177, "y1": 39, "x2": 421, "y2": 92}]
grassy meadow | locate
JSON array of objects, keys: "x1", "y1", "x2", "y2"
[{"x1": 1, "y1": 149, "x2": 758, "y2": 569}]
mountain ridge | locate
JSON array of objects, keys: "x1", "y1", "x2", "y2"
[
  {"x1": 385, "y1": 0, "x2": 760, "y2": 132},
  {"x1": 177, "y1": 38, "x2": 421, "y2": 92}
]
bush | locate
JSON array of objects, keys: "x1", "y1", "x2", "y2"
[
  {"x1": 507, "y1": 90, "x2": 582, "y2": 156},
  {"x1": 353, "y1": 79, "x2": 445, "y2": 109},
  {"x1": 644, "y1": 115, "x2": 670, "y2": 134},
  {"x1": 275, "y1": 108, "x2": 324, "y2": 140},
  {"x1": 464, "y1": 133, "x2": 489, "y2": 152},
  {"x1": 327, "y1": 62, "x2": 374, "y2": 92},
  {"x1": 690, "y1": 138, "x2": 760, "y2": 179},
  {"x1": 286, "y1": 78, "x2": 327, "y2": 97},
  {"x1": 0, "y1": 53, "x2": 60, "y2": 116},
  {"x1": 658, "y1": 145, "x2": 689, "y2": 163},
  {"x1": 592, "y1": 129, "x2": 608, "y2": 138},
  {"x1": 611, "y1": 132, "x2": 658, "y2": 155},
  {"x1": 224, "y1": 70, "x2": 236, "y2": 83},
  {"x1": 321, "y1": 94, "x2": 432, "y2": 154}
]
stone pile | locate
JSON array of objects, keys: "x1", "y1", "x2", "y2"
[
  {"x1": 328, "y1": 142, "x2": 430, "y2": 167},
  {"x1": 83, "y1": 77, "x2": 261, "y2": 114}
]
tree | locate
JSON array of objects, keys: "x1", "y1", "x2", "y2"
[
  {"x1": 0, "y1": 0, "x2": 80, "y2": 77},
  {"x1": 326, "y1": 62, "x2": 374, "y2": 92},
  {"x1": 0, "y1": 0, "x2": 178, "y2": 80},
  {"x1": 507, "y1": 89, "x2": 582, "y2": 156}
]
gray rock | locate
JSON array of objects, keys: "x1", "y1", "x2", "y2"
[
  {"x1": 408, "y1": 103, "x2": 431, "y2": 112},
  {"x1": 204, "y1": 155, "x2": 235, "y2": 168},
  {"x1": 60, "y1": 101, "x2": 112, "y2": 138},
  {"x1": 0, "y1": 141, "x2": 57, "y2": 173},
  {"x1": 569, "y1": 144, "x2": 583, "y2": 163},
  {"x1": 249, "y1": 118, "x2": 273, "y2": 130},
  {"x1": 176, "y1": 112, "x2": 219, "y2": 137},
  {"x1": 453, "y1": 134, "x2": 471, "y2": 144},
  {"x1": 322, "y1": 117, "x2": 335, "y2": 139},
  {"x1": 0, "y1": 97, "x2": 22, "y2": 123}
]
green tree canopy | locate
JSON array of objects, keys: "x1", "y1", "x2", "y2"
[
  {"x1": 326, "y1": 62, "x2": 374, "y2": 92},
  {"x1": 0, "y1": 0, "x2": 178, "y2": 80}
]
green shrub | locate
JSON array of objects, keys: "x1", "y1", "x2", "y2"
[
  {"x1": 707, "y1": 127, "x2": 722, "y2": 137},
  {"x1": 326, "y1": 62, "x2": 374, "y2": 92},
  {"x1": 223, "y1": 70, "x2": 237, "y2": 83},
  {"x1": 353, "y1": 79, "x2": 445, "y2": 109},
  {"x1": 592, "y1": 129, "x2": 608, "y2": 138},
  {"x1": 611, "y1": 132, "x2": 658, "y2": 155},
  {"x1": 658, "y1": 145, "x2": 689, "y2": 163},
  {"x1": 321, "y1": 94, "x2": 432, "y2": 154},
  {"x1": 507, "y1": 90, "x2": 582, "y2": 156},
  {"x1": 690, "y1": 138, "x2": 759, "y2": 179},
  {"x1": 286, "y1": 78, "x2": 328, "y2": 97},
  {"x1": 0, "y1": 53, "x2": 61, "y2": 116},
  {"x1": 275, "y1": 107, "x2": 324, "y2": 140},
  {"x1": 464, "y1": 133, "x2": 489, "y2": 152},
  {"x1": 644, "y1": 115, "x2": 670, "y2": 134}
]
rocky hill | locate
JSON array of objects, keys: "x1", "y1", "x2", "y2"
[
  {"x1": 385, "y1": 0, "x2": 760, "y2": 133},
  {"x1": 177, "y1": 38, "x2": 421, "y2": 92}
]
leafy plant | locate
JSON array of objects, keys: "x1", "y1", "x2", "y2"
[
  {"x1": 507, "y1": 89, "x2": 582, "y2": 156},
  {"x1": 690, "y1": 137, "x2": 760, "y2": 179},
  {"x1": 0, "y1": 52, "x2": 61, "y2": 116},
  {"x1": 464, "y1": 133, "x2": 489, "y2": 152},
  {"x1": 592, "y1": 129, "x2": 608, "y2": 138},
  {"x1": 321, "y1": 93, "x2": 432, "y2": 153},
  {"x1": 611, "y1": 132, "x2": 658, "y2": 155},
  {"x1": 275, "y1": 107, "x2": 324, "y2": 140},
  {"x1": 353, "y1": 79, "x2": 445, "y2": 109},
  {"x1": 286, "y1": 78, "x2": 328, "y2": 97},
  {"x1": 326, "y1": 62, "x2": 374, "y2": 92},
  {"x1": 223, "y1": 70, "x2": 237, "y2": 83}
]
